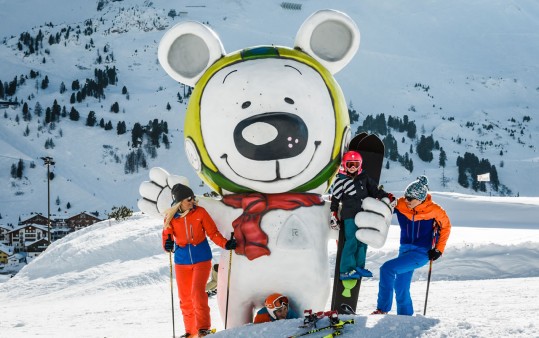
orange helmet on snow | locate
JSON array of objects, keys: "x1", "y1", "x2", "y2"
[{"x1": 265, "y1": 293, "x2": 289, "y2": 319}]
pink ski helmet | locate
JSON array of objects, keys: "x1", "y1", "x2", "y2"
[{"x1": 341, "y1": 150, "x2": 362, "y2": 173}]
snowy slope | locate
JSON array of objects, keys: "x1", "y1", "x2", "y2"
[
  {"x1": 1, "y1": 193, "x2": 538, "y2": 337},
  {"x1": 1, "y1": 0, "x2": 539, "y2": 226}
]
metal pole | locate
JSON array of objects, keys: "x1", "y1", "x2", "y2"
[
  {"x1": 47, "y1": 162, "x2": 51, "y2": 243},
  {"x1": 224, "y1": 232, "x2": 234, "y2": 329},
  {"x1": 169, "y1": 250, "x2": 175, "y2": 338},
  {"x1": 423, "y1": 259, "x2": 433, "y2": 316},
  {"x1": 41, "y1": 157, "x2": 54, "y2": 243},
  {"x1": 423, "y1": 223, "x2": 440, "y2": 316}
]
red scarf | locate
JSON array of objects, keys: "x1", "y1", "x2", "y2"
[{"x1": 222, "y1": 193, "x2": 324, "y2": 260}]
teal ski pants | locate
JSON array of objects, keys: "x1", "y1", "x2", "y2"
[{"x1": 339, "y1": 218, "x2": 368, "y2": 273}]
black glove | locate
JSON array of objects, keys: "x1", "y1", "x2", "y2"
[
  {"x1": 428, "y1": 248, "x2": 442, "y2": 261},
  {"x1": 164, "y1": 235, "x2": 175, "y2": 252},
  {"x1": 225, "y1": 238, "x2": 237, "y2": 250}
]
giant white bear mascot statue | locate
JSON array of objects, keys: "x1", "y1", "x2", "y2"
[{"x1": 138, "y1": 9, "x2": 383, "y2": 328}]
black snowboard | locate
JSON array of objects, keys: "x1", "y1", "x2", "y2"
[{"x1": 331, "y1": 133, "x2": 385, "y2": 314}]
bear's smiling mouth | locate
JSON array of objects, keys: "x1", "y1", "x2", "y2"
[{"x1": 220, "y1": 141, "x2": 321, "y2": 182}]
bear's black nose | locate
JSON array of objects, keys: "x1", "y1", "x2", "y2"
[{"x1": 233, "y1": 112, "x2": 308, "y2": 160}]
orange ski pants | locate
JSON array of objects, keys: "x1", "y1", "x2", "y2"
[{"x1": 175, "y1": 260, "x2": 212, "y2": 334}]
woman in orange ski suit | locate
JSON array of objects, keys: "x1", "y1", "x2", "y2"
[{"x1": 162, "y1": 183, "x2": 236, "y2": 337}]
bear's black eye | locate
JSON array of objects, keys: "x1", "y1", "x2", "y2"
[
  {"x1": 241, "y1": 101, "x2": 251, "y2": 109},
  {"x1": 284, "y1": 97, "x2": 294, "y2": 104}
]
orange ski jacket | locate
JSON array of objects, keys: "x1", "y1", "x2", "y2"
[
  {"x1": 395, "y1": 194, "x2": 451, "y2": 253},
  {"x1": 162, "y1": 206, "x2": 228, "y2": 264}
]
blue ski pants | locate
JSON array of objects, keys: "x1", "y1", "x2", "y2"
[
  {"x1": 376, "y1": 244, "x2": 429, "y2": 315},
  {"x1": 340, "y1": 218, "x2": 368, "y2": 273}
]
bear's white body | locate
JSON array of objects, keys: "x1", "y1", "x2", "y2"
[{"x1": 197, "y1": 198, "x2": 331, "y2": 326}]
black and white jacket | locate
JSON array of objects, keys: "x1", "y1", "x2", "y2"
[{"x1": 330, "y1": 172, "x2": 389, "y2": 220}]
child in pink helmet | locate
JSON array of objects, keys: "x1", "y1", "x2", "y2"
[{"x1": 330, "y1": 151, "x2": 393, "y2": 280}]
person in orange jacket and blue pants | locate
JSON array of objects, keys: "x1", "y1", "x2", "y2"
[
  {"x1": 372, "y1": 175, "x2": 451, "y2": 316},
  {"x1": 163, "y1": 183, "x2": 237, "y2": 338}
]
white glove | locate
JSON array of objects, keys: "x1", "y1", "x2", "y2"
[
  {"x1": 354, "y1": 197, "x2": 393, "y2": 249},
  {"x1": 137, "y1": 167, "x2": 190, "y2": 218}
]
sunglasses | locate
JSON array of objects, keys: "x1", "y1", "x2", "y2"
[
  {"x1": 184, "y1": 196, "x2": 194, "y2": 202},
  {"x1": 346, "y1": 161, "x2": 361, "y2": 168},
  {"x1": 405, "y1": 196, "x2": 415, "y2": 202},
  {"x1": 266, "y1": 295, "x2": 288, "y2": 310}
]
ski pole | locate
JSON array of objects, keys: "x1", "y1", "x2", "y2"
[
  {"x1": 423, "y1": 257, "x2": 434, "y2": 316},
  {"x1": 224, "y1": 232, "x2": 234, "y2": 329},
  {"x1": 423, "y1": 223, "x2": 439, "y2": 316},
  {"x1": 168, "y1": 235, "x2": 176, "y2": 338}
]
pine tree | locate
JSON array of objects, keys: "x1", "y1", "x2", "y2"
[
  {"x1": 348, "y1": 101, "x2": 359, "y2": 124},
  {"x1": 110, "y1": 101, "x2": 119, "y2": 113},
  {"x1": 52, "y1": 99, "x2": 61, "y2": 122},
  {"x1": 416, "y1": 135, "x2": 434, "y2": 162},
  {"x1": 34, "y1": 101, "x2": 43, "y2": 117},
  {"x1": 116, "y1": 121, "x2": 126, "y2": 135},
  {"x1": 439, "y1": 148, "x2": 447, "y2": 168},
  {"x1": 41, "y1": 75, "x2": 49, "y2": 89},
  {"x1": 131, "y1": 123, "x2": 144, "y2": 147},
  {"x1": 69, "y1": 107, "x2": 80, "y2": 121},
  {"x1": 490, "y1": 165, "x2": 500, "y2": 191},
  {"x1": 72, "y1": 79, "x2": 80, "y2": 91},
  {"x1": 86, "y1": 111, "x2": 97, "y2": 126},
  {"x1": 22, "y1": 102, "x2": 31, "y2": 121},
  {"x1": 44, "y1": 107, "x2": 52, "y2": 124},
  {"x1": 149, "y1": 118, "x2": 161, "y2": 147},
  {"x1": 16, "y1": 159, "x2": 24, "y2": 179},
  {"x1": 163, "y1": 134, "x2": 170, "y2": 149}
]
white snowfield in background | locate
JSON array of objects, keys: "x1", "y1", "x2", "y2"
[{"x1": 1, "y1": 192, "x2": 538, "y2": 337}]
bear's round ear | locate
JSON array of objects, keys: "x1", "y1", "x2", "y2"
[
  {"x1": 295, "y1": 9, "x2": 360, "y2": 74},
  {"x1": 158, "y1": 21, "x2": 225, "y2": 87}
]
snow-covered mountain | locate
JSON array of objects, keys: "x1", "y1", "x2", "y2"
[{"x1": 1, "y1": 0, "x2": 538, "y2": 225}]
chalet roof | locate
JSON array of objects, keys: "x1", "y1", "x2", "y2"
[
  {"x1": 25, "y1": 238, "x2": 50, "y2": 248},
  {"x1": 0, "y1": 243, "x2": 14, "y2": 255},
  {"x1": 66, "y1": 212, "x2": 101, "y2": 221},
  {"x1": 7, "y1": 223, "x2": 48, "y2": 234},
  {"x1": 0, "y1": 224, "x2": 16, "y2": 231}
]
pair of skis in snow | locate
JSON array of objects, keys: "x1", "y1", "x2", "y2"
[
  {"x1": 287, "y1": 304, "x2": 358, "y2": 338},
  {"x1": 289, "y1": 318, "x2": 355, "y2": 338},
  {"x1": 331, "y1": 132, "x2": 385, "y2": 315}
]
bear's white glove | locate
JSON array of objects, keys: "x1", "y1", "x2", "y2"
[
  {"x1": 138, "y1": 167, "x2": 190, "y2": 218},
  {"x1": 354, "y1": 197, "x2": 394, "y2": 249}
]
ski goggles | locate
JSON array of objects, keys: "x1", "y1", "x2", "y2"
[
  {"x1": 184, "y1": 196, "x2": 195, "y2": 202},
  {"x1": 266, "y1": 295, "x2": 288, "y2": 310},
  {"x1": 405, "y1": 196, "x2": 415, "y2": 202},
  {"x1": 345, "y1": 161, "x2": 361, "y2": 169}
]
